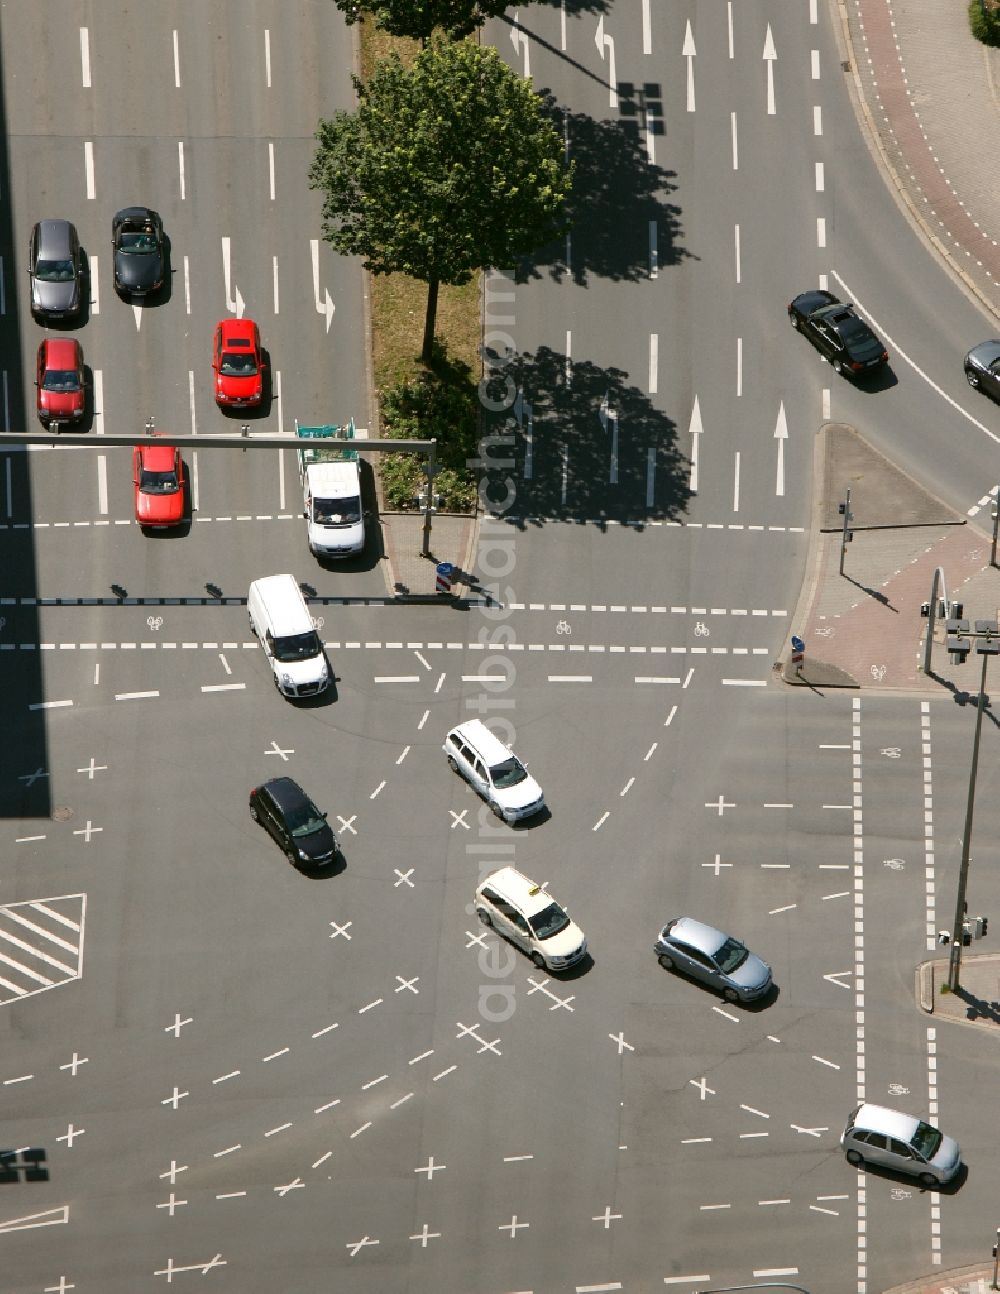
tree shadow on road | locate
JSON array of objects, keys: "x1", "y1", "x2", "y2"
[{"x1": 481, "y1": 344, "x2": 691, "y2": 524}]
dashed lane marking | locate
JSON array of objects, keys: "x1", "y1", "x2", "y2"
[{"x1": 7, "y1": 641, "x2": 776, "y2": 656}]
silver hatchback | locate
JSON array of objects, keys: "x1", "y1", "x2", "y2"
[
  {"x1": 841, "y1": 1103, "x2": 961, "y2": 1187},
  {"x1": 29, "y1": 219, "x2": 82, "y2": 319},
  {"x1": 653, "y1": 916, "x2": 772, "y2": 1003}
]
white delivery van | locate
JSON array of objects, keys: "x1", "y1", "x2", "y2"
[
  {"x1": 296, "y1": 421, "x2": 365, "y2": 559},
  {"x1": 248, "y1": 574, "x2": 330, "y2": 699}
]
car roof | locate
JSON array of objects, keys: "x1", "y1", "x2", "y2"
[
  {"x1": 968, "y1": 339, "x2": 1000, "y2": 365},
  {"x1": 852, "y1": 1103, "x2": 921, "y2": 1140},
  {"x1": 479, "y1": 866, "x2": 556, "y2": 917},
  {"x1": 219, "y1": 318, "x2": 256, "y2": 344},
  {"x1": 258, "y1": 777, "x2": 311, "y2": 812},
  {"x1": 668, "y1": 916, "x2": 729, "y2": 955},
  {"x1": 139, "y1": 443, "x2": 177, "y2": 469},
  {"x1": 35, "y1": 219, "x2": 75, "y2": 258},
  {"x1": 449, "y1": 718, "x2": 514, "y2": 765},
  {"x1": 115, "y1": 206, "x2": 158, "y2": 224},
  {"x1": 41, "y1": 337, "x2": 80, "y2": 366}
]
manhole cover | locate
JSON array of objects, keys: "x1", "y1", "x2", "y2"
[{"x1": 51, "y1": 806, "x2": 74, "y2": 822}]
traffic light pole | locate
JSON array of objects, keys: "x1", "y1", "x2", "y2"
[
  {"x1": 839, "y1": 487, "x2": 853, "y2": 576},
  {"x1": 945, "y1": 618, "x2": 1000, "y2": 990}
]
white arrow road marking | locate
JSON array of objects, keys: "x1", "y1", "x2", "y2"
[
  {"x1": 774, "y1": 401, "x2": 788, "y2": 496},
  {"x1": 132, "y1": 301, "x2": 142, "y2": 331},
  {"x1": 510, "y1": 10, "x2": 530, "y2": 77},
  {"x1": 823, "y1": 971, "x2": 852, "y2": 989},
  {"x1": 310, "y1": 239, "x2": 335, "y2": 333},
  {"x1": 221, "y1": 237, "x2": 244, "y2": 316},
  {"x1": 595, "y1": 15, "x2": 617, "y2": 107},
  {"x1": 683, "y1": 20, "x2": 696, "y2": 112},
  {"x1": 763, "y1": 24, "x2": 777, "y2": 115},
  {"x1": 688, "y1": 395, "x2": 703, "y2": 493}
]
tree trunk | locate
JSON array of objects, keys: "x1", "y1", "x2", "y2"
[{"x1": 421, "y1": 276, "x2": 439, "y2": 366}]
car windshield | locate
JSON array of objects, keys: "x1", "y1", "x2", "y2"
[
  {"x1": 42, "y1": 369, "x2": 80, "y2": 393},
  {"x1": 220, "y1": 352, "x2": 257, "y2": 376},
  {"x1": 139, "y1": 468, "x2": 179, "y2": 494},
  {"x1": 272, "y1": 630, "x2": 321, "y2": 663},
  {"x1": 714, "y1": 937, "x2": 749, "y2": 974},
  {"x1": 313, "y1": 496, "x2": 361, "y2": 525},
  {"x1": 529, "y1": 902, "x2": 570, "y2": 940},
  {"x1": 490, "y1": 756, "x2": 528, "y2": 789},
  {"x1": 119, "y1": 232, "x2": 158, "y2": 253},
  {"x1": 910, "y1": 1121, "x2": 942, "y2": 1160},
  {"x1": 286, "y1": 801, "x2": 326, "y2": 838},
  {"x1": 35, "y1": 258, "x2": 75, "y2": 282}
]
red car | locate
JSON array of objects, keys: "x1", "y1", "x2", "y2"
[
  {"x1": 36, "y1": 336, "x2": 85, "y2": 427},
  {"x1": 133, "y1": 441, "x2": 185, "y2": 529},
  {"x1": 212, "y1": 317, "x2": 264, "y2": 408}
]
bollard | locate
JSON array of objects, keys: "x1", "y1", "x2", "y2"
[{"x1": 435, "y1": 562, "x2": 454, "y2": 596}]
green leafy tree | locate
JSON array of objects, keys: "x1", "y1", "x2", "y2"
[
  {"x1": 309, "y1": 39, "x2": 572, "y2": 364},
  {"x1": 332, "y1": 0, "x2": 510, "y2": 41}
]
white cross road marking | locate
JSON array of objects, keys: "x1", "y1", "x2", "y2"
[
  {"x1": 265, "y1": 741, "x2": 294, "y2": 760},
  {"x1": 465, "y1": 930, "x2": 489, "y2": 950},
  {"x1": 161, "y1": 1088, "x2": 189, "y2": 1110},
  {"x1": 609, "y1": 1032, "x2": 634, "y2": 1055},
  {"x1": 328, "y1": 921, "x2": 353, "y2": 940},
  {"x1": 410, "y1": 1223, "x2": 441, "y2": 1247},
  {"x1": 165, "y1": 1015, "x2": 192, "y2": 1038},
  {"x1": 449, "y1": 809, "x2": 470, "y2": 830},
  {"x1": 395, "y1": 976, "x2": 419, "y2": 994},
  {"x1": 345, "y1": 1236, "x2": 379, "y2": 1258},
  {"x1": 705, "y1": 795, "x2": 736, "y2": 816},
  {"x1": 703, "y1": 854, "x2": 731, "y2": 875},
  {"x1": 592, "y1": 1206, "x2": 623, "y2": 1228},
  {"x1": 498, "y1": 1214, "x2": 529, "y2": 1238},
  {"x1": 415, "y1": 1156, "x2": 446, "y2": 1180},
  {"x1": 76, "y1": 759, "x2": 107, "y2": 779},
  {"x1": 157, "y1": 1194, "x2": 187, "y2": 1216},
  {"x1": 526, "y1": 976, "x2": 575, "y2": 1011},
  {"x1": 274, "y1": 1179, "x2": 305, "y2": 1197},
  {"x1": 477, "y1": 1035, "x2": 502, "y2": 1055},
  {"x1": 60, "y1": 1052, "x2": 89, "y2": 1076},
  {"x1": 336, "y1": 815, "x2": 357, "y2": 835},
  {"x1": 72, "y1": 821, "x2": 103, "y2": 842},
  {"x1": 690, "y1": 1077, "x2": 716, "y2": 1099},
  {"x1": 154, "y1": 1253, "x2": 227, "y2": 1281},
  {"x1": 394, "y1": 869, "x2": 415, "y2": 888},
  {"x1": 57, "y1": 1124, "x2": 84, "y2": 1147},
  {"x1": 160, "y1": 1161, "x2": 188, "y2": 1184},
  {"x1": 790, "y1": 1124, "x2": 827, "y2": 1137},
  {"x1": 44, "y1": 1279, "x2": 75, "y2": 1293},
  {"x1": 18, "y1": 768, "x2": 48, "y2": 787}
]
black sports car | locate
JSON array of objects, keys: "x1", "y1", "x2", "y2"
[
  {"x1": 112, "y1": 207, "x2": 165, "y2": 297},
  {"x1": 787, "y1": 289, "x2": 888, "y2": 378}
]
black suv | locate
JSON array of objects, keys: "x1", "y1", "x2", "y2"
[
  {"x1": 788, "y1": 289, "x2": 888, "y2": 378},
  {"x1": 249, "y1": 777, "x2": 338, "y2": 868}
]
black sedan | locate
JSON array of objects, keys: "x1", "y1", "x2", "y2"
[
  {"x1": 249, "y1": 776, "x2": 339, "y2": 869},
  {"x1": 788, "y1": 289, "x2": 888, "y2": 378},
  {"x1": 964, "y1": 340, "x2": 1000, "y2": 400},
  {"x1": 112, "y1": 207, "x2": 165, "y2": 296}
]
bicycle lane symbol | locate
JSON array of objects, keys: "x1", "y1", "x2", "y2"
[{"x1": 693, "y1": 621, "x2": 709, "y2": 637}]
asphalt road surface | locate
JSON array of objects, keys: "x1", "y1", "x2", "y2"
[{"x1": 5, "y1": 4, "x2": 1000, "y2": 1294}]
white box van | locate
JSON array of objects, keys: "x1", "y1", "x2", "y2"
[
  {"x1": 443, "y1": 719, "x2": 544, "y2": 823},
  {"x1": 248, "y1": 574, "x2": 330, "y2": 699}
]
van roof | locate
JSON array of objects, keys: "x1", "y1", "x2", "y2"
[
  {"x1": 249, "y1": 574, "x2": 312, "y2": 623},
  {"x1": 852, "y1": 1103, "x2": 922, "y2": 1141},
  {"x1": 478, "y1": 867, "x2": 554, "y2": 917},
  {"x1": 449, "y1": 719, "x2": 514, "y2": 766}
]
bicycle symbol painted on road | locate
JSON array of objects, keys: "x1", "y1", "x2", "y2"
[
  {"x1": 880, "y1": 747, "x2": 902, "y2": 759},
  {"x1": 693, "y1": 621, "x2": 710, "y2": 637},
  {"x1": 870, "y1": 663, "x2": 887, "y2": 682},
  {"x1": 556, "y1": 620, "x2": 571, "y2": 636},
  {"x1": 146, "y1": 615, "x2": 164, "y2": 631},
  {"x1": 888, "y1": 1082, "x2": 910, "y2": 1096},
  {"x1": 815, "y1": 625, "x2": 834, "y2": 638},
  {"x1": 883, "y1": 858, "x2": 906, "y2": 871}
]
